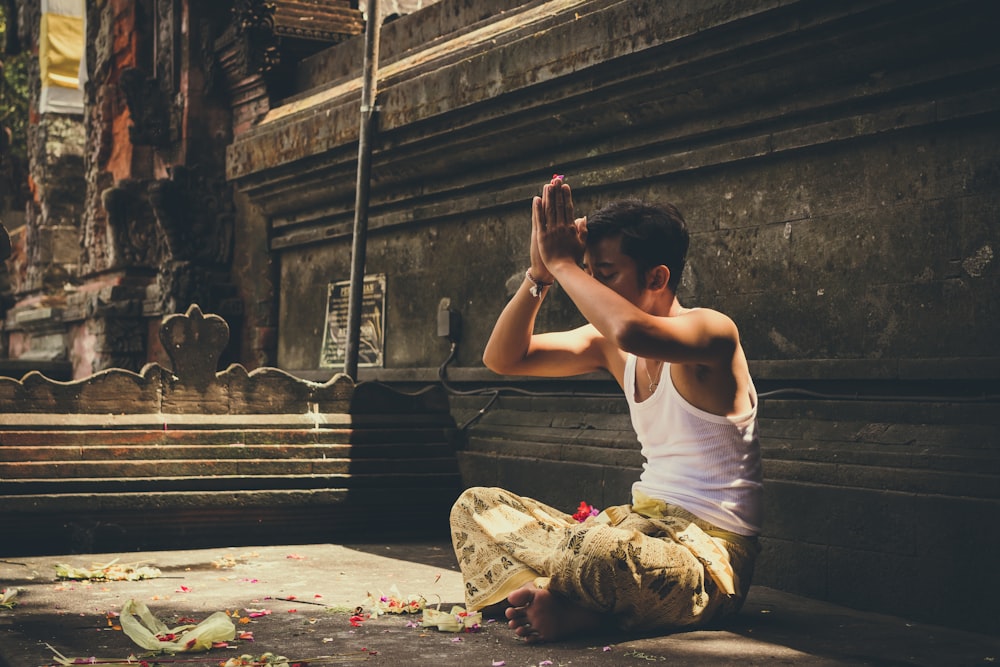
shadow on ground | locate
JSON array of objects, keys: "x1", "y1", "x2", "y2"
[{"x1": 1, "y1": 542, "x2": 997, "y2": 666}]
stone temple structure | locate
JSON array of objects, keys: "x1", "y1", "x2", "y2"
[{"x1": 0, "y1": 0, "x2": 997, "y2": 637}]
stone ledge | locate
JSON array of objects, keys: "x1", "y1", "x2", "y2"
[
  {"x1": 290, "y1": 357, "x2": 1000, "y2": 386},
  {"x1": 0, "y1": 305, "x2": 462, "y2": 558},
  {"x1": 230, "y1": 0, "x2": 1000, "y2": 250},
  {"x1": 0, "y1": 305, "x2": 457, "y2": 417},
  {"x1": 0, "y1": 412, "x2": 457, "y2": 428}
]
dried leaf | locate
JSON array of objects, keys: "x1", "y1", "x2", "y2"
[
  {"x1": 0, "y1": 587, "x2": 19, "y2": 608},
  {"x1": 55, "y1": 558, "x2": 162, "y2": 581},
  {"x1": 421, "y1": 605, "x2": 482, "y2": 632},
  {"x1": 120, "y1": 599, "x2": 235, "y2": 652}
]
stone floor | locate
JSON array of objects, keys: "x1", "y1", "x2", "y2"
[{"x1": 1, "y1": 541, "x2": 997, "y2": 666}]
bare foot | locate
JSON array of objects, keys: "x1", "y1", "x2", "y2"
[
  {"x1": 479, "y1": 599, "x2": 511, "y2": 620},
  {"x1": 504, "y1": 582, "x2": 603, "y2": 643}
]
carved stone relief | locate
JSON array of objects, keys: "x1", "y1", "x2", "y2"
[
  {"x1": 118, "y1": 67, "x2": 174, "y2": 147},
  {"x1": 100, "y1": 179, "x2": 164, "y2": 269},
  {"x1": 149, "y1": 165, "x2": 233, "y2": 266}
]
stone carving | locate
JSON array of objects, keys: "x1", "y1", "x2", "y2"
[
  {"x1": 161, "y1": 304, "x2": 230, "y2": 388},
  {"x1": 101, "y1": 179, "x2": 163, "y2": 268},
  {"x1": 233, "y1": 0, "x2": 281, "y2": 75},
  {"x1": 0, "y1": 304, "x2": 358, "y2": 415},
  {"x1": 149, "y1": 165, "x2": 233, "y2": 265},
  {"x1": 154, "y1": 0, "x2": 178, "y2": 94},
  {"x1": 85, "y1": 314, "x2": 147, "y2": 374},
  {"x1": 271, "y1": 0, "x2": 364, "y2": 42},
  {"x1": 218, "y1": 0, "x2": 362, "y2": 109},
  {"x1": 118, "y1": 66, "x2": 174, "y2": 147},
  {"x1": 148, "y1": 165, "x2": 235, "y2": 316},
  {"x1": 100, "y1": 164, "x2": 235, "y2": 315}
]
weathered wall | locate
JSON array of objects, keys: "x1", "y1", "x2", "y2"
[
  {"x1": 1, "y1": 0, "x2": 370, "y2": 378},
  {"x1": 228, "y1": 0, "x2": 1000, "y2": 633},
  {"x1": 3, "y1": 0, "x2": 85, "y2": 373},
  {"x1": 230, "y1": 0, "x2": 999, "y2": 376}
]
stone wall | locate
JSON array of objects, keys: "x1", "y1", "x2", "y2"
[
  {"x1": 229, "y1": 0, "x2": 999, "y2": 378},
  {"x1": 227, "y1": 0, "x2": 1000, "y2": 633},
  {"x1": 0, "y1": 305, "x2": 461, "y2": 555},
  {"x1": 1, "y1": 0, "x2": 995, "y2": 636},
  {"x1": 2, "y1": 0, "x2": 84, "y2": 373},
  {"x1": 1, "y1": 0, "x2": 371, "y2": 379}
]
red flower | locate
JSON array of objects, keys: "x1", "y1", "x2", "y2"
[{"x1": 572, "y1": 501, "x2": 599, "y2": 522}]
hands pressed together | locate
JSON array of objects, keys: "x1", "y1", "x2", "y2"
[{"x1": 529, "y1": 175, "x2": 587, "y2": 285}]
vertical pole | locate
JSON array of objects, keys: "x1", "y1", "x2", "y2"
[{"x1": 344, "y1": 0, "x2": 381, "y2": 380}]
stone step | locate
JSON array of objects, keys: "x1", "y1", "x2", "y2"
[
  {"x1": 0, "y1": 307, "x2": 464, "y2": 556},
  {"x1": 2, "y1": 486, "x2": 461, "y2": 511},
  {"x1": 0, "y1": 468, "x2": 462, "y2": 494},
  {"x1": 0, "y1": 426, "x2": 454, "y2": 447},
  {"x1": 0, "y1": 487, "x2": 459, "y2": 555},
  {"x1": 0, "y1": 441, "x2": 457, "y2": 462}
]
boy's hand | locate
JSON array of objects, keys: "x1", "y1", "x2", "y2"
[
  {"x1": 529, "y1": 192, "x2": 554, "y2": 283},
  {"x1": 536, "y1": 176, "x2": 586, "y2": 271}
]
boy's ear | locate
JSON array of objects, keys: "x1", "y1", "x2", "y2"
[{"x1": 647, "y1": 265, "x2": 670, "y2": 291}]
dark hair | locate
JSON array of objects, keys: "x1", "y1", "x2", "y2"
[{"x1": 585, "y1": 200, "x2": 689, "y2": 291}]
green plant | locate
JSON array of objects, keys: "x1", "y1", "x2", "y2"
[{"x1": 1, "y1": 3, "x2": 30, "y2": 207}]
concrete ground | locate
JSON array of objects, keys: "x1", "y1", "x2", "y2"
[{"x1": 1, "y1": 541, "x2": 997, "y2": 666}]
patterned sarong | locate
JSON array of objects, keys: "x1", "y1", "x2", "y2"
[{"x1": 449, "y1": 486, "x2": 759, "y2": 632}]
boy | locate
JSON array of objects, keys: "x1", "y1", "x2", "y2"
[{"x1": 450, "y1": 177, "x2": 762, "y2": 642}]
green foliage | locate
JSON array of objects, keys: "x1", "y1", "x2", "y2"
[{"x1": 1, "y1": 3, "x2": 30, "y2": 207}]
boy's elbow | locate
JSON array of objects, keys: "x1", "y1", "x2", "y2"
[
  {"x1": 482, "y1": 353, "x2": 498, "y2": 374},
  {"x1": 483, "y1": 345, "x2": 528, "y2": 376},
  {"x1": 610, "y1": 319, "x2": 644, "y2": 353},
  {"x1": 482, "y1": 349, "x2": 509, "y2": 375}
]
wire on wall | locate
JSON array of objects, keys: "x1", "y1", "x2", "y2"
[{"x1": 435, "y1": 342, "x2": 998, "y2": 430}]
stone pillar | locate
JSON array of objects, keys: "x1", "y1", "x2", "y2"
[
  {"x1": 66, "y1": 0, "x2": 240, "y2": 376},
  {"x1": 3, "y1": 0, "x2": 85, "y2": 375}
]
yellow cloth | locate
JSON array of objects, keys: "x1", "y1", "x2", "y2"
[
  {"x1": 40, "y1": 12, "x2": 84, "y2": 90},
  {"x1": 450, "y1": 487, "x2": 759, "y2": 632},
  {"x1": 622, "y1": 490, "x2": 744, "y2": 595}
]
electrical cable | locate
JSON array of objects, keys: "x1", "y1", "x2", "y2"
[
  {"x1": 437, "y1": 342, "x2": 616, "y2": 398},
  {"x1": 437, "y1": 341, "x2": 620, "y2": 430},
  {"x1": 756, "y1": 387, "x2": 998, "y2": 402},
  {"x1": 436, "y1": 342, "x2": 998, "y2": 429}
]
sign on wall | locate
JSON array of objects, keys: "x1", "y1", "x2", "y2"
[{"x1": 319, "y1": 274, "x2": 386, "y2": 368}]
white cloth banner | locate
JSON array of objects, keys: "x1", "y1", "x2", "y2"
[{"x1": 39, "y1": 0, "x2": 84, "y2": 114}]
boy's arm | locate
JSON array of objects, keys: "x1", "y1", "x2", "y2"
[
  {"x1": 483, "y1": 188, "x2": 611, "y2": 378},
  {"x1": 539, "y1": 179, "x2": 739, "y2": 366},
  {"x1": 482, "y1": 275, "x2": 608, "y2": 378},
  {"x1": 550, "y1": 263, "x2": 740, "y2": 365}
]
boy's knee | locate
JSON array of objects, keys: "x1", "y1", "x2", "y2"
[{"x1": 450, "y1": 487, "x2": 484, "y2": 523}]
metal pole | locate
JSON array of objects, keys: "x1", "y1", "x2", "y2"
[{"x1": 344, "y1": 0, "x2": 381, "y2": 380}]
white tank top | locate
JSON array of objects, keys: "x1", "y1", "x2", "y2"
[{"x1": 625, "y1": 354, "x2": 763, "y2": 536}]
